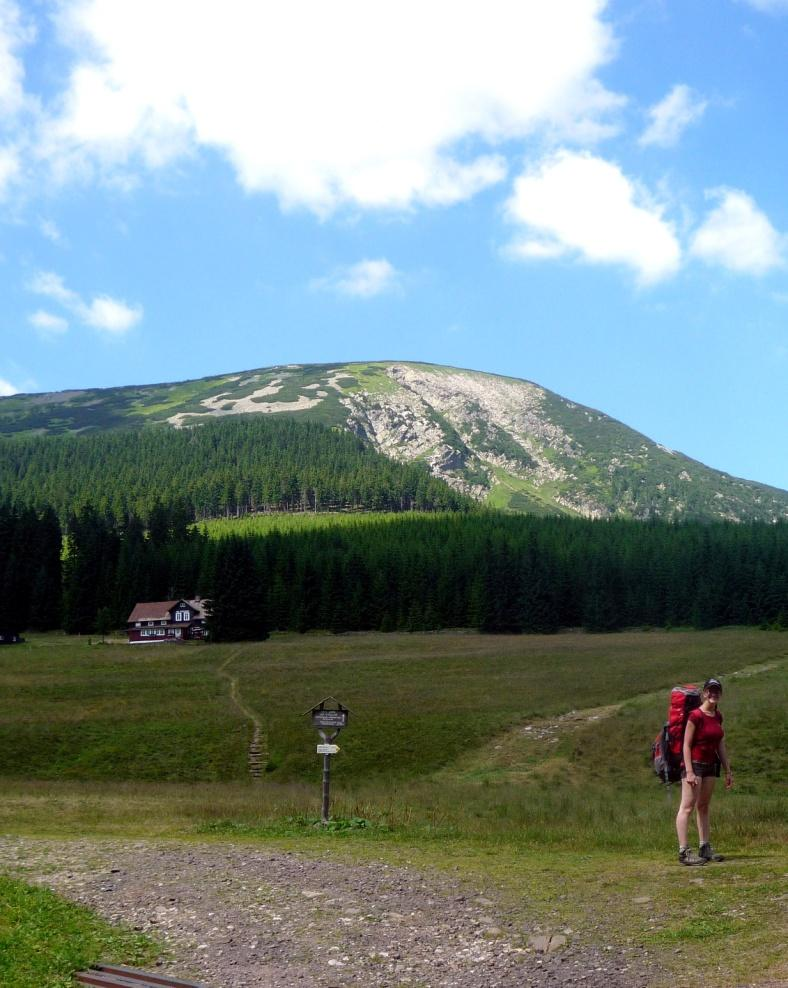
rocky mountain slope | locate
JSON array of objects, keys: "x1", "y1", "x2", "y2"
[{"x1": 1, "y1": 360, "x2": 786, "y2": 522}]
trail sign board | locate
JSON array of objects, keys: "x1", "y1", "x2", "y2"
[
  {"x1": 312, "y1": 708, "x2": 348, "y2": 730},
  {"x1": 305, "y1": 697, "x2": 351, "y2": 824}
]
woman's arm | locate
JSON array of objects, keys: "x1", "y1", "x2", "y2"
[
  {"x1": 718, "y1": 737, "x2": 733, "y2": 789},
  {"x1": 683, "y1": 718, "x2": 698, "y2": 785}
]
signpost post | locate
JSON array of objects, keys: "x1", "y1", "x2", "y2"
[{"x1": 305, "y1": 697, "x2": 350, "y2": 825}]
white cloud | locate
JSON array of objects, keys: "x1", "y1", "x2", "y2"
[
  {"x1": 0, "y1": 376, "x2": 18, "y2": 395},
  {"x1": 509, "y1": 239, "x2": 566, "y2": 260},
  {"x1": 29, "y1": 309, "x2": 69, "y2": 335},
  {"x1": 0, "y1": 142, "x2": 19, "y2": 195},
  {"x1": 82, "y1": 294, "x2": 142, "y2": 333},
  {"x1": 506, "y1": 150, "x2": 681, "y2": 283},
  {"x1": 690, "y1": 188, "x2": 784, "y2": 274},
  {"x1": 27, "y1": 269, "x2": 143, "y2": 333},
  {"x1": 639, "y1": 84, "x2": 708, "y2": 148},
  {"x1": 313, "y1": 259, "x2": 400, "y2": 298},
  {"x1": 0, "y1": 0, "x2": 29, "y2": 119},
  {"x1": 739, "y1": 0, "x2": 788, "y2": 12},
  {"x1": 39, "y1": 218, "x2": 63, "y2": 243},
  {"x1": 28, "y1": 270, "x2": 78, "y2": 306},
  {"x1": 40, "y1": 0, "x2": 620, "y2": 212}
]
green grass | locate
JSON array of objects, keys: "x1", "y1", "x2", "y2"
[
  {"x1": 196, "y1": 510, "x2": 448, "y2": 539},
  {"x1": 0, "y1": 629, "x2": 785, "y2": 985},
  {"x1": 486, "y1": 466, "x2": 569, "y2": 515},
  {"x1": 342, "y1": 362, "x2": 402, "y2": 394},
  {"x1": 0, "y1": 876, "x2": 159, "y2": 988},
  {"x1": 0, "y1": 637, "x2": 248, "y2": 780}
]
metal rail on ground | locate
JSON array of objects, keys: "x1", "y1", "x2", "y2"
[{"x1": 74, "y1": 963, "x2": 209, "y2": 988}]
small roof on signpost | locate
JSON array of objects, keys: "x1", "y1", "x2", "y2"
[
  {"x1": 303, "y1": 696, "x2": 351, "y2": 715},
  {"x1": 305, "y1": 696, "x2": 351, "y2": 729}
]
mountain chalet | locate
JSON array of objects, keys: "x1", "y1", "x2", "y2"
[{"x1": 127, "y1": 598, "x2": 207, "y2": 643}]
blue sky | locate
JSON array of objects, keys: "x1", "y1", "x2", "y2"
[{"x1": 1, "y1": 0, "x2": 787, "y2": 490}]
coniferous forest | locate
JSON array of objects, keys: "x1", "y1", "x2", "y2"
[
  {"x1": 2, "y1": 501, "x2": 786, "y2": 640},
  {"x1": 0, "y1": 416, "x2": 469, "y2": 522}
]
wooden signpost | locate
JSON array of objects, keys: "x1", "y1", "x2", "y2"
[{"x1": 306, "y1": 697, "x2": 349, "y2": 824}]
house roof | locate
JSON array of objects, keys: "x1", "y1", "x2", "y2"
[{"x1": 127, "y1": 598, "x2": 205, "y2": 623}]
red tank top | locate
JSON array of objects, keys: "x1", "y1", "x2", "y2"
[{"x1": 687, "y1": 708, "x2": 724, "y2": 763}]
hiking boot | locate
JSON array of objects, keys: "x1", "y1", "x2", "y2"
[
  {"x1": 699, "y1": 843, "x2": 724, "y2": 862},
  {"x1": 678, "y1": 847, "x2": 707, "y2": 866}
]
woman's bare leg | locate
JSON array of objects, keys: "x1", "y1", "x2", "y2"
[
  {"x1": 676, "y1": 779, "x2": 699, "y2": 846},
  {"x1": 695, "y1": 776, "x2": 716, "y2": 845}
]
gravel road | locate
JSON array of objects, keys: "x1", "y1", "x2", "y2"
[{"x1": 0, "y1": 836, "x2": 663, "y2": 988}]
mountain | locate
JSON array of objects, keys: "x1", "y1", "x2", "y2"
[{"x1": 1, "y1": 360, "x2": 786, "y2": 522}]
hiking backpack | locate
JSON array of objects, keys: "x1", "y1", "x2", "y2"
[{"x1": 651, "y1": 685, "x2": 701, "y2": 784}]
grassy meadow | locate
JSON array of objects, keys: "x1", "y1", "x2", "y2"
[
  {"x1": 196, "y1": 509, "x2": 453, "y2": 539},
  {"x1": 0, "y1": 628, "x2": 786, "y2": 985}
]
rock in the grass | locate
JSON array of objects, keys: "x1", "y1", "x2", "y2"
[
  {"x1": 528, "y1": 934, "x2": 551, "y2": 952},
  {"x1": 548, "y1": 934, "x2": 568, "y2": 952},
  {"x1": 632, "y1": 896, "x2": 652, "y2": 904}
]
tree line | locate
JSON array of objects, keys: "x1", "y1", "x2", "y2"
[
  {"x1": 0, "y1": 502, "x2": 62, "y2": 631},
  {"x1": 0, "y1": 415, "x2": 469, "y2": 523},
  {"x1": 3, "y1": 501, "x2": 785, "y2": 639}
]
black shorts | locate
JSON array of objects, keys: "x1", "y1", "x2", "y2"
[{"x1": 682, "y1": 760, "x2": 721, "y2": 779}]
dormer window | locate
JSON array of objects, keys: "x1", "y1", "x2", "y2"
[{"x1": 175, "y1": 609, "x2": 190, "y2": 622}]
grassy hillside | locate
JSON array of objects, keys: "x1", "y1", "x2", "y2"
[
  {"x1": 0, "y1": 642, "x2": 249, "y2": 781},
  {"x1": 0, "y1": 630, "x2": 785, "y2": 985}
]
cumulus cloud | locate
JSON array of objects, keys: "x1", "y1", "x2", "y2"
[
  {"x1": 81, "y1": 294, "x2": 142, "y2": 332},
  {"x1": 506, "y1": 150, "x2": 681, "y2": 283},
  {"x1": 0, "y1": 376, "x2": 19, "y2": 395},
  {"x1": 639, "y1": 84, "x2": 707, "y2": 148},
  {"x1": 690, "y1": 188, "x2": 784, "y2": 274},
  {"x1": 39, "y1": 0, "x2": 620, "y2": 212},
  {"x1": 27, "y1": 270, "x2": 143, "y2": 334},
  {"x1": 312, "y1": 259, "x2": 400, "y2": 298},
  {"x1": 29, "y1": 309, "x2": 69, "y2": 335}
]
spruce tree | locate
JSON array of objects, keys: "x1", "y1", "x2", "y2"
[{"x1": 206, "y1": 537, "x2": 268, "y2": 641}]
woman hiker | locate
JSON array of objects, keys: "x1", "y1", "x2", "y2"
[{"x1": 676, "y1": 677, "x2": 733, "y2": 866}]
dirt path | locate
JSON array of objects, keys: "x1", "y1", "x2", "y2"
[
  {"x1": 217, "y1": 648, "x2": 267, "y2": 781},
  {"x1": 439, "y1": 660, "x2": 784, "y2": 785},
  {"x1": 0, "y1": 836, "x2": 657, "y2": 988}
]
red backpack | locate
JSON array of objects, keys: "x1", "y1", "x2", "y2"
[{"x1": 651, "y1": 685, "x2": 701, "y2": 784}]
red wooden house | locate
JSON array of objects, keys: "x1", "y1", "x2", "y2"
[{"x1": 127, "y1": 598, "x2": 207, "y2": 644}]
